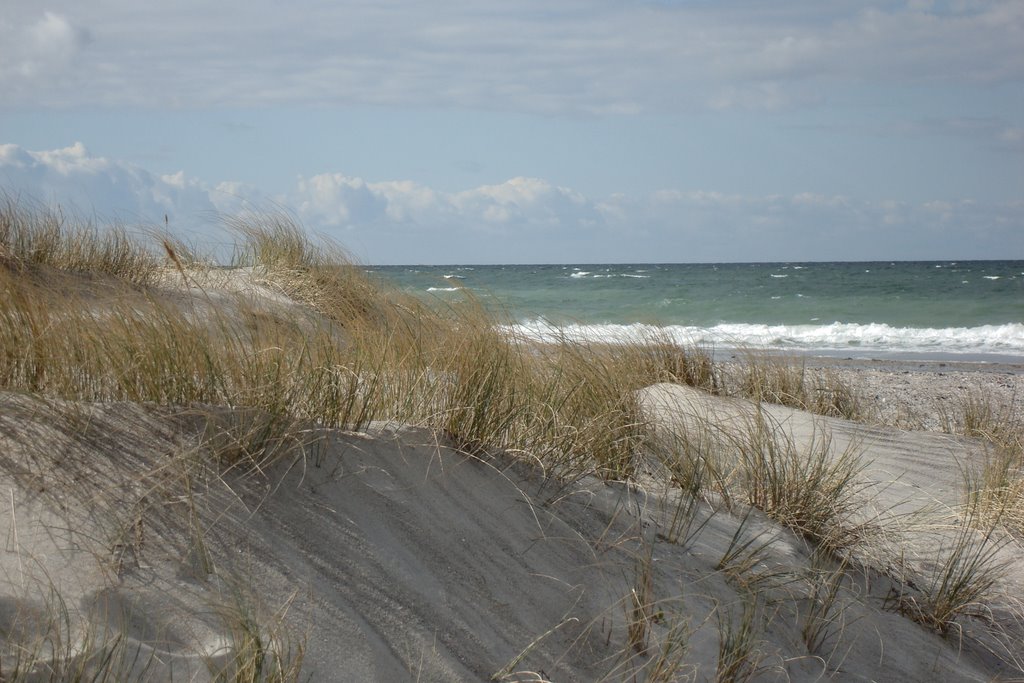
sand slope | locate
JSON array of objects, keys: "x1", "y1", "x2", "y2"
[{"x1": 1, "y1": 384, "x2": 1022, "y2": 681}]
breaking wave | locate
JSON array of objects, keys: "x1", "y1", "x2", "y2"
[{"x1": 505, "y1": 321, "x2": 1024, "y2": 357}]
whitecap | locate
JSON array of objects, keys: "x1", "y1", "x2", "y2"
[
  {"x1": 570, "y1": 271, "x2": 591, "y2": 278},
  {"x1": 503, "y1": 321, "x2": 1024, "y2": 356},
  {"x1": 427, "y1": 287, "x2": 460, "y2": 292},
  {"x1": 983, "y1": 275, "x2": 1000, "y2": 280},
  {"x1": 770, "y1": 274, "x2": 788, "y2": 278}
]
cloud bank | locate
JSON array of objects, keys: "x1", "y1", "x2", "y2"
[
  {"x1": 1, "y1": 143, "x2": 1021, "y2": 264},
  {"x1": 2, "y1": 2, "x2": 1022, "y2": 113},
  {"x1": 0, "y1": 142, "x2": 219, "y2": 218}
]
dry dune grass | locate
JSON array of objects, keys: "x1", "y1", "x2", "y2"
[
  {"x1": 946, "y1": 392, "x2": 1024, "y2": 539},
  {"x1": 728, "y1": 351, "x2": 870, "y2": 422},
  {"x1": 1, "y1": 196, "x2": 1022, "y2": 681},
  {"x1": 0, "y1": 196, "x2": 161, "y2": 286}
]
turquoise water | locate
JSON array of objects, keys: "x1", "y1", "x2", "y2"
[{"x1": 370, "y1": 261, "x2": 1024, "y2": 360}]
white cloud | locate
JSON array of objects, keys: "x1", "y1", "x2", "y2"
[
  {"x1": 209, "y1": 180, "x2": 266, "y2": 215},
  {"x1": 295, "y1": 174, "x2": 389, "y2": 226},
  {"x1": 449, "y1": 178, "x2": 592, "y2": 228},
  {"x1": 292, "y1": 174, "x2": 599, "y2": 238},
  {"x1": 791, "y1": 193, "x2": 849, "y2": 208},
  {"x1": 29, "y1": 12, "x2": 84, "y2": 56},
  {"x1": 371, "y1": 181, "x2": 438, "y2": 222},
  {"x1": 0, "y1": 142, "x2": 221, "y2": 234},
  {"x1": 3, "y1": 143, "x2": 1021, "y2": 263},
  {"x1": 34, "y1": 141, "x2": 111, "y2": 175},
  {"x1": 285, "y1": 170, "x2": 1023, "y2": 263},
  {"x1": 1, "y1": 11, "x2": 90, "y2": 84}
]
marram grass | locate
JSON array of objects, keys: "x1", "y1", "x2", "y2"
[{"x1": 1, "y1": 198, "x2": 1019, "y2": 679}]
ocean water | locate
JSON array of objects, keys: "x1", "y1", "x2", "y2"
[{"x1": 370, "y1": 261, "x2": 1024, "y2": 362}]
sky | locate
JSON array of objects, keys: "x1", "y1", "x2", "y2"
[{"x1": 0, "y1": 0, "x2": 1021, "y2": 264}]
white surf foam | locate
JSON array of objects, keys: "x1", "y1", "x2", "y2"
[
  {"x1": 505, "y1": 320, "x2": 1024, "y2": 356},
  {"x1": 570, "y1": 271, "x2": 650, "y2": 279}
]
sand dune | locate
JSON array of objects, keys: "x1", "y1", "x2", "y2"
[{"x1": 1, "y1": 381, "x2": 1021, "y2": 681}]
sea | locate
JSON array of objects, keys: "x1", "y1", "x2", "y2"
[{"x1": 369, "y1": 261, "x2": 1024, "y2": 364}]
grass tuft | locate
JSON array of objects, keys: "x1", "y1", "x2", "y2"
[
  {"x1": 731, "y1": 352, "x2": 868, "y2": 421},
  {"x1": 210, "y1": 587, "x2": 305, "y2": 683},
  {"x1": 800, "y1": 552, "x2": 849, "y2": 657},
  {"x1": 887, "y1": 506, "x2": 1010, "y2": 636},
  {"x1": 715, "y1": 595, "x2": 761, "y2": 683},
  {"x1": 1, "y1": 194, "x2": 159, "y2": 286},
  {"x1": 731, "y1": 410, "x2": 869, "y2": 550},
  {"x1": 943, "y1": 391, "x2": 1024, "y2": 538}
]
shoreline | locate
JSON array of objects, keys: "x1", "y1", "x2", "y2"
[{"x1": 506, "y1": 323, "x2": 1024, "y2": 373}]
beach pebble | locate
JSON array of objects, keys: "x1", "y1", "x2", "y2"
[{"x1": 719, "y1": 358, "x2": 1024, "y2": 433}]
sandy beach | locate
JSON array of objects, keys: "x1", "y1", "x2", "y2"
[
  {"x1": 720, "y1": 356, "x2": 1024, "y2": 432},
  {"x1": 1, "y1": 215, "x2": 1021, "y2": 682}
]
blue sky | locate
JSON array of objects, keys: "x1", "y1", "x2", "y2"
[{"x1": 1, "y1": 1, "x2": 1021, "y2": 264}]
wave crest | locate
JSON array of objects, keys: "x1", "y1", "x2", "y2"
[{"x1": 505, "y1": 321, "x2": 1024, "y2": 356}]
